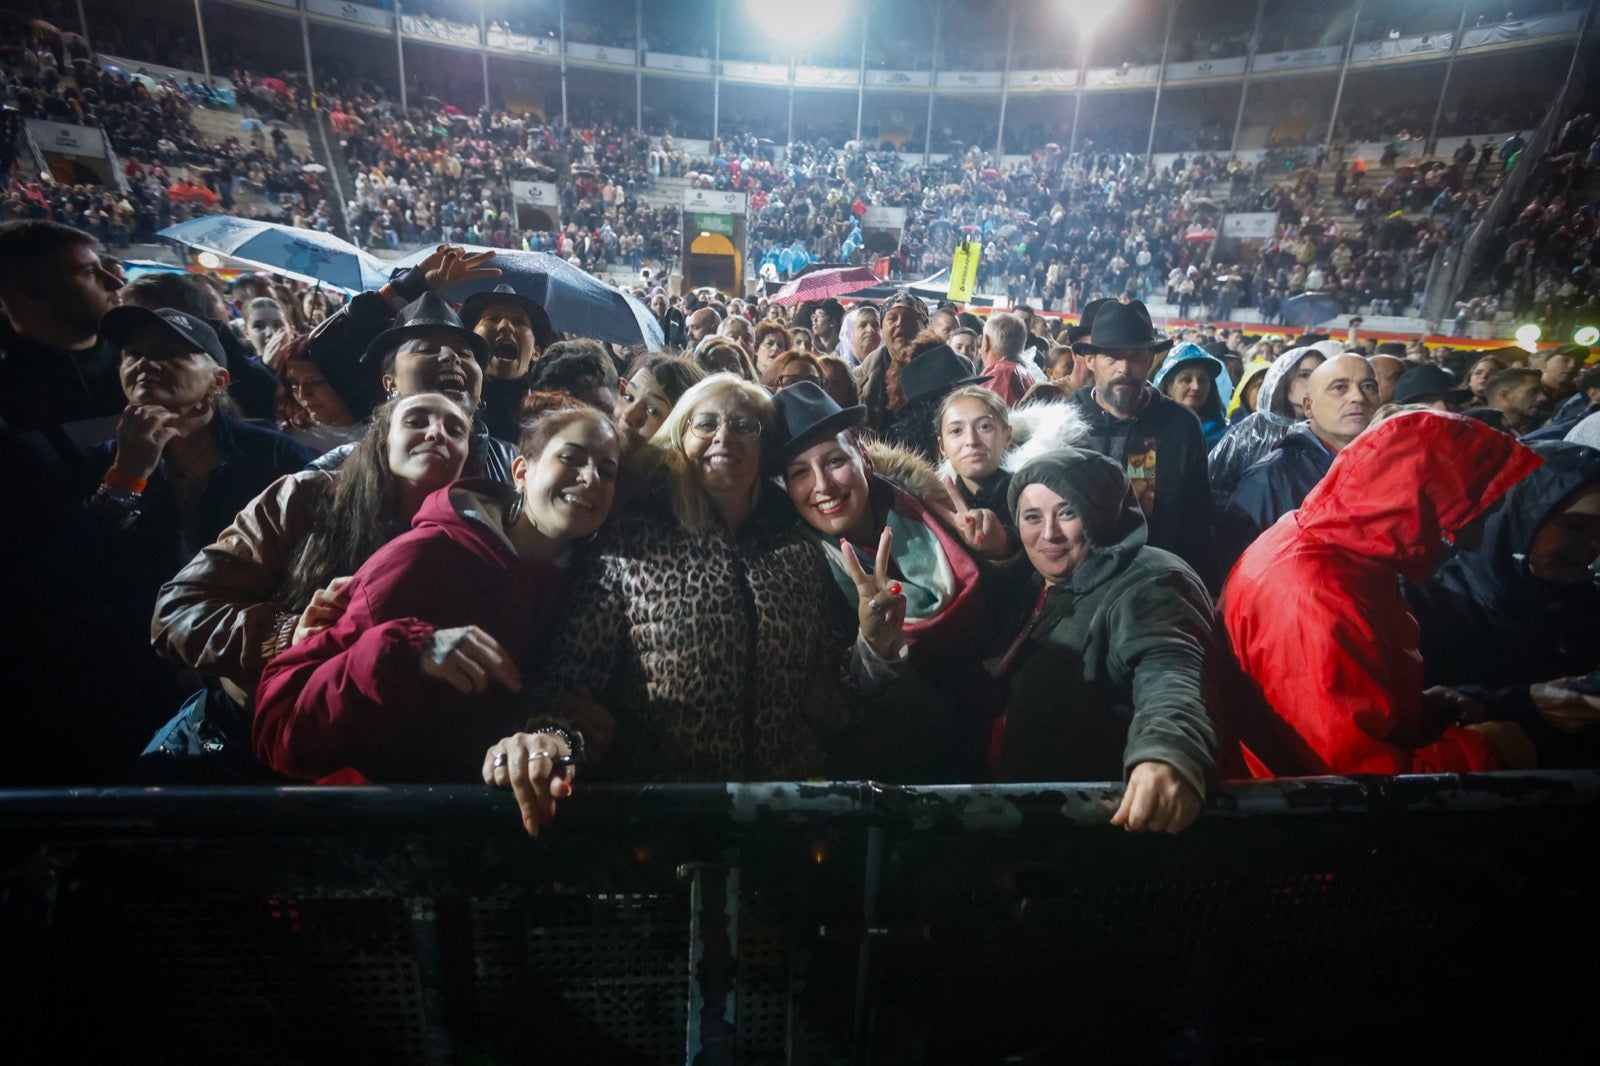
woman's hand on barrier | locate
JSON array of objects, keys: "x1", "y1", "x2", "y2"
[
  {"x1": 420, "y1": 625, "x2": 523, "y2": 694},
  {"x1": 483, "y1": 731, "x2": 575, "y2": 837},
  {"x1": 840, "y1": 526, "x2": 907, "y2": 661},
  {"x1": 1530, "y1": 678, "x2": 1600, "y2": 735},
  {"x1": 113, "y1": 404, "x2": 182, "y2": 479},
  {"x1": 1111, "y1": 761, "x2": 1201, "y2": 834},
  {"x1": 935, "y1": 475, "x2": 1012, "y2": 559},
  {"x1": 291, "y1": 575, "x2": 353, "y2": 646}
]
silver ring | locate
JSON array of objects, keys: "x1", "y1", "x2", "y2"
[
  {"x1": 867, "y1": 598, "x2": 882, "y2": 611},
  {"x1": 529, "y1": 751, "x2": 553, "y2": 762},
  {"x1": 491, "y1": 752, "x2": 507, "y2": 769}
]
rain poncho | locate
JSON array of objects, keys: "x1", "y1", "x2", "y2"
[
  {"x1": 1206, "y1": 346, "x2": 1324, "y2": 499},
  {"x1": 1152, "y1": 343, "x2": 1234, "y2": 450}
]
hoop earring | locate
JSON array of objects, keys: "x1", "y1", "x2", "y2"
[{"x1": 507, "y1": 489, "x2": 525, "y2": 525}]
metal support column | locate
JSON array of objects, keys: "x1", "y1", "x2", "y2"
[
  {"x1": 479, "y1": 3, "x2": 490, "y2": 114},
  {"x1": 994, "y1": 0, "x2": 1017, "y2": 161},
  {"x1": 1324, "y1": 1, "x2": 1364, "y2": 150},
  {"x1": 75, "y1": 0, "x2": 90, "y2": 51},
  {"x1": 635, "y1": 0, "x2": 643, "y2": 133},
  {"x1": 1229, "y1": 0, "x2": 1266, "y2": 158},
  {"x1": 1145, "y1": 0, "x2": 1178, "y2": 162},
  {"x1": 855, "y1": 4, "x2": 869, "y2": 143},
  {"x1": 559, "y1": 0, "x2": 569, "y2": 127},
  {"x1": 712, "y1": 0, "x2": 721, "y2": 140},
  {"x1": 394, "y1": 0, "x2": 408, "y2": 112},
  {"x1": 298, "y1": 0, "x2": 316, "y2": 100},
  {"x1": 786, "y1": 56, "x2": 795, "y2": 145},
  {"x1": 924, "y1": 1, "x2": 943, "y2": 164},
  {"x1": 193, "y1": 0, "x2": 212, "y2": 83},
  {"x1": 1425, "y1": 6, "x2": 1471, "y2": 156}
]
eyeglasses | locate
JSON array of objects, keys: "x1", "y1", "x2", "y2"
[
  {"x1": 773, "y1": 374, "x2": 821, "y2": 389},
  {"x1": 687, "y1": 413, "x2": 763, "y2": 440}
]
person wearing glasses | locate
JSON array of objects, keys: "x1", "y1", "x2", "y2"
[
  {"x1": 760, "y1": 349, "x2": 825, "y2": 392},
  {"x1": 522, "y1": 373, "x2": 909, "y2": 792}
]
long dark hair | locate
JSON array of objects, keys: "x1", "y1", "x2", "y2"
[{"x1": 277, "y1": 392, "x2": 471, "y2": 610}]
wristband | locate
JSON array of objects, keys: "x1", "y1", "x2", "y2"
[{"x1": 102, "y1": 465, "x2": 148, "y2": 495}]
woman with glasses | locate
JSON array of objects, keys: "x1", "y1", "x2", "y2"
[
  {"x1": 760, "y1": 349, "x2": 825, "y2": 392},
  {"x1": 498, "y1": 374, "x2": 907, "y2": 811}
]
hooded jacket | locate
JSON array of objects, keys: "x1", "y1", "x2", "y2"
[
  {"x1": 1218, "y1": 413, "x2": 1543, "y2": 777},
  {"x1": 253, "y1": 479, "x2": 572, "y2": 782},
  {"x1": 1227, "y1": 360, "x2": 1272, "y2": 422},
  {"x1": 1151, "y1": 345, "x2": 1234, "y2": 449},
  {"x1": 1207, "y1": 346, "x2": 1320, "y2": 498},
  {"x1": 1406, "y1": 441, "x2": 1600, "y2": 689},
  {"x1": 1211, "y1": 423, "x2": 1337, "y2": 586},
  {"x1": 991, "y1": 449, "x2": 1217, "y2": 794}
]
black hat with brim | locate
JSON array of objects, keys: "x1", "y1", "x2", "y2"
[
  {"x1": 362, "y1": 291, "x2": 491, "y2": 367},
  {"x1": 901, "y1": 344, "x2": 984, "y2": 406},
  {"x1": 1393, "y1": 364, "x2": 1472, "y2": 407},
  {"x1": 767, "y1": 380, "x2": 866, "y2": 475},
  {"x1": 1072, "y1": 299, "x2": 1173, "y2": 356},
  {"x1": 459, "y1": 284, "x2": 560, "y2": 350},
  {"x1": 101, "y1": 305, "x2": 229, "y2": 370}
]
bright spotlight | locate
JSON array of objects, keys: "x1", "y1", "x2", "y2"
[
  {"x1": 746, "y1": 0, "x2": 848, "y2": 44},
  {"x1": 196, "y1": 252, "x2": 222, "y2": 269},
  {"x1": 1515, "y1": 323, "x2": 1541, "y2": 353},
  {"x1": 1574, "y1": 326, "x2": 1599, "y2": 346},
  {"x1": 1061, "y1": 0, "x2": 1120, "y2": 37}
]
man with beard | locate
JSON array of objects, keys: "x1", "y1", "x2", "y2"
[
  {"x1": 1065, "y1": 299, "x2": 1211, "y2": 571},
  {"x1": 461, "y1": 284, "x2": 558, "y2": 442},
  {"x1": 852, "y1": 291, "x2": 930, "y2": 432},
  {"x1": 1483, "y1": 368, "x2": 1553, "y2": 436}
]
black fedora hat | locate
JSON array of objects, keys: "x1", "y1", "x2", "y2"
[
  {"x1": 767, "y1": 380, "x2": 866, "y2": 474},
  {"x1": 901, "y1": 344, "x2": 984, "y2": 405},
  {"x1": 1393, "y1": 364, "x2": 1472, "y2": 407},
  {"x1": 459, "y1": 284, "x2": 559, "y2": 349},
  {"x1": 1072, "y1": 299, "x2": 1174, "y2": 356},
  {"x1": 362, "y1": 292, "x2": 490, "y2": 367},
  {"x1": 1066, "y1": 297, "x2": 1112, "y2": 347}
]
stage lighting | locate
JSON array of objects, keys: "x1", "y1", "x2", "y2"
[
  {"x1": 1060, "y1": 0, "x2": 1120, "y2": 36},
  {"x1": 1515, "y1": 323, "x2": 1541, "y2": 353},
  {"x1": 197, "y1": 252, "x2": 223, "y2": 269},
  {"x1": 1574, "y1": 326, "x2": 1598, "y2": 346},
  {"x1": 746, "y1": 0, "x2": 848, "y2": 44}
]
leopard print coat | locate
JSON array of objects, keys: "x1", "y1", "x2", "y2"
[{"x1": 540, "y1": 482, "x2": 855, "y2": 782}]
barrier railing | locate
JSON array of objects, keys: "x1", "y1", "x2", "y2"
[{"x1": 3, "y1": 773, "x2": 1598, "y2": 1064}]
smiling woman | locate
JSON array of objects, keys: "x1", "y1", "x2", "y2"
[{"x1": 252, "y1": 398, "x2": 620, "y2": 785}]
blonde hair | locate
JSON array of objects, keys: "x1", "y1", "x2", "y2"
[
  {"x1": 638, "y1": 373, "x2": 775, "y2": 533},
  {"x1": 936, "y1": 385, "x2": 1012, "y2": 434}
]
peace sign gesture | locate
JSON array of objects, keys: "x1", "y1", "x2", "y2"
[
  {"x1": 838, "y1": 526, "x2": 907, "y2": 661},
  {"x1": 933, "y1": 475, "x2": 1014, "y2": 560},
  {"x1": 421, "y1": 244, "x2": 502, "y2": 293}
]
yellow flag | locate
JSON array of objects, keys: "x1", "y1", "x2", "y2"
[{"x1": 948, "y1": 239, "x2": 981, "y2": 303}]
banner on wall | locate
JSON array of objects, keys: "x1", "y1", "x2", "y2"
[
  {"x1": 936, "y1": 70, "x2": 1004, "y2": 89},
  {"x1": 1461, "y1": 10, "x2": 1584, "y2": 48},
  {"x1": 1251, "y1": 46, "x2": 1342, "y2": 73},
  {"x1": 307, "y1": 0, "x2": 393, "y2": 30},
  {"x1": 795, "y1": 66, "x2": 858, "y2": 88},
  {"x1": 489, "y1": 29, "x2": 559, "y2": 57},
  {"x1": 1009, "y1": 69, "x2": 1077, "y2": 88},
  {"x1": 26, "y1": 119, "x2": 106, "y2": 157},
  {"x1": 1354, "y1": 34, "x2": 1452, "y2": 61},
  {"x1": 400, "y1": 15, "x2": 480, "y2": 47},
  {"x1": 721, "y1": 60, "x2": 788, "y2": 84},
  {"x1": 1222, "y1": 212, "x2": 1278, "y2": 240},
  {"x1": 1167, "y1": 56, "x2": 1248, "y2": 80},
  {"x1": 684, "y1": 189, "x2": 748, "y2": 216},
  {"x1": 1085, "y1": 63, "x2": 1161, "y2": 87},
  {"x1": 645, "y1": 52, "x2": 714, "y2": 74},
  {"x1": 566, "y1": 42, "x2": 633, "y2": 65}
]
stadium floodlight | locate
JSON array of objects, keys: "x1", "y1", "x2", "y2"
[
  {"x1": 745, "y1": 0, "x2": 849, "y2": 44},
  {"x1": 197, "y1": 252, "x2": 223, "y2": 269},
  {"x1": 1515, "y1": 323, "x2": 1541, "y2": 353},
  {"x1": 1575, "y1": 326, "x2": 1599, "y2": 346},
  {"x1": 1060, "y1": 0, "x2": 1120, "y2": 38}
]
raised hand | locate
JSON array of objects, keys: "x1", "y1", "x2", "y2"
[
  {"x1": 113, "y1": 404, "x2": 183, "y2": 479},
  {"x1": 421, "y1": 244, "x2": 501, "y2": 292},
  {"x1": 838, "y1": 525, "x2": 907, "y2": 661},
  {"x1": 419, "y1": 625, "x2": 523, "y2": 694},
  {"x1": 935, "y1": 475, "x2": 1013, "y2": 559}
]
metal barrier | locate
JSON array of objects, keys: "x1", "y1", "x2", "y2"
[{"x1": 3, "y1": 774, "x2": 1598, "y2": 1064}]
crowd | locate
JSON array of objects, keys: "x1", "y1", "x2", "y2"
[{"x1": 3, "y1": 212, "x2": 1597, "y2": 836}]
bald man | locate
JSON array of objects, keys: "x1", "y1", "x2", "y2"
[
  {"x1": 1213, "y1": 355, "x2": 1379, "y2": 583},
  {"x1": 686, "y1": 307, "x2": 721, "y2": 346},
  {"x1": 1369, "y1": 354, "x2": 1406, "y2": 405}
]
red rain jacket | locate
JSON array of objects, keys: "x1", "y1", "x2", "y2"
[{"x1": 1217, "y1": 412, "x2": 1542, "y2": 777}]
